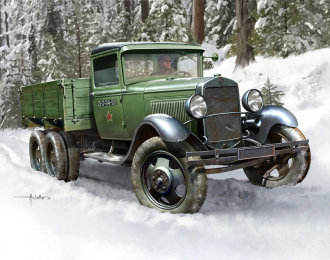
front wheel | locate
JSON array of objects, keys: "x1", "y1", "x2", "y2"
[
  {"x1": 131, "y1": 137, "x2": 207, "y2": 213},
  {"x1": 243, "y1": 124, "x2": 311, "y2": 188}
]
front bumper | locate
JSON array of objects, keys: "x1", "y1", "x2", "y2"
[{"x1": 186, "y1": 139, "x2": 309, "y2": 174}]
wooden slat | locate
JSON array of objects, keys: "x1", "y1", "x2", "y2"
[
  {"x1": 64, "y1": 87, "x2": 91, "y2": 98},
  {"x1": 22, "y1": 106, "x2": 34, "y2": 117},
  {"x1": 34, "y1": 108, "x2": 45, "y2": 118}
]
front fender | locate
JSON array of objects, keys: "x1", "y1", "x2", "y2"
[
  {"x1": 249, "y1": 106, "x2": 298, "y2": 144},
  {"x1": 123, "y1": 114, "x2": 207, "y2": 163},
  {"x1": 140, "y1": 114, "x2": 192, "y2": 142}
]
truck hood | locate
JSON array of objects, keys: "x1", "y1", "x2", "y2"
[{"x1": 126, "y1": 77, "x2": 213, "y2": 93}]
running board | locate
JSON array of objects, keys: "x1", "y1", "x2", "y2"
[{"x1": 83, "y1": 152, "x2": 125, "y2": 164}]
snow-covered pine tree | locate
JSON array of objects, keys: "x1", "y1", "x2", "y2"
[
  {"x1": 252, "y1": 0, "x2": 305, "y2": 57},
  {"x1": 0, "y1": 0, "x2": 5, "y2": 83},
  {"x1": 97, "y1": 0, "x2": 122, "y2": 43},
  {"x1": 204, "y1": 0, "x2": 236, "y2": 49},
  {"x1": 30, "y1": 0, "x2": 68, "y2": 81},
  {"x1": 0, "y1": 0, "x2": 9, "y2": 129},
  {"x1": 130, "y1": 0, "x2": 143, "y2": 41},
  {"x1": 135, "y1": 0, "x2": 193, "y2": 43},
  {"x1": 260, "y1": 77, "x2": 285, "y2": 107},
  {"x1": 113, "y1": 0, "x2": 140, "y2": 42},
  {"x1": 301, "y1": 0, "x2": 330, "y2": 50},
  {"x1": 251, "y1": 0, "x2": 330, "y2": 57},
  {"x1": 1, "y1": 0, "x2": 32, "y2": 129},
  {"x1": 27, "y1": 23, "x2": 43, "y2": 84},
  {"x1": 72, "y1": 0, "x2": 95, "y2": 78}
]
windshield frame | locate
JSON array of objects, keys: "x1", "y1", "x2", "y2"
[{"x1": 121, "y1": 50, "x2": 203, "y2": 86}]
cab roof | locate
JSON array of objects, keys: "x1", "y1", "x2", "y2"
[{"x1": 91, "y1": 42, "x2": 204, "y2": 56}]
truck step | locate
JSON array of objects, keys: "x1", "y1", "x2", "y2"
[{"x1": 83, "y1": 152, "x2": 125, "y2": 164}]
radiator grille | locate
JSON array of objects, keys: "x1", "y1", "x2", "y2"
[
  {"x1": 151, "y1": 100, "x2": 192, "y2": 130},
  {"x1": 204, "y1": 86, "x2": 241, "y2": 146}
]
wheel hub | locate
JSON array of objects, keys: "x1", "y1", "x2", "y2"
[
  {"x1": 151, "y1": 166, "x2": 172, "y2": 194},
  {"x1": 155, "y1": 177, "x2": 164, "y2": 186}
]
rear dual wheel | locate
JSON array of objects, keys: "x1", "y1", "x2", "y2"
[
  {"x1": 29, "y1": 130, "x2": 79, "y2": 182},
  {"x1": 44, "y1": 132, "x2": 68, "y2": 180},
  {"x1": 59, "y1": 132, "x2": 80, "y2": 181},
  {"x1": 29, "y1": 130, "x2": 47, "y2": 173}
]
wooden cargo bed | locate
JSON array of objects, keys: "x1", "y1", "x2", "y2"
[{"x1": 20, "y1": 78, "x2": 96, "y2": 131}]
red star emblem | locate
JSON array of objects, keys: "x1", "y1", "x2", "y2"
[{"x1": 106, "y1": 111, "x2": 112, "y2": 121}]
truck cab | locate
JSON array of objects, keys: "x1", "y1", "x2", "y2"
[{"x1": 90, "y1": 42, "x2": 204, "y2": 141}]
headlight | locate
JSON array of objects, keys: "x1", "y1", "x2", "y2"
[
  {"x1": 185, "y1": 94, "x2": 207, "y2": 119},
  {"x1": 242, "y1": 89, "x2": 263, "y2": 112}
]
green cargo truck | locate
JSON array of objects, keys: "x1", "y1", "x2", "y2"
[{"x1": 21, "y1": 42, "x2": 311, "y2": 213}]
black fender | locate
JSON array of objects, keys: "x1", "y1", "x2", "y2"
[
  {"x1": 122, "y1": 114, "x2": 207, "y2": 164},
  {"x1": 248, "y1": 105, "x2": 298, "y2": 144}
]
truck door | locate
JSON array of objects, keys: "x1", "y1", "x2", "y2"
[{"x1": 91, "y1": 51, "x2": 130, "y2": 140}]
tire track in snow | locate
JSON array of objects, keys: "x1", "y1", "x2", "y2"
[{"x1": 0, "y1": 142, "x2": 26, "y2": 167}]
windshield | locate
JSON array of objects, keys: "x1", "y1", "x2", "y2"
[{"x1": 123, "y1": 52, "x2": 201, "y2": 83}]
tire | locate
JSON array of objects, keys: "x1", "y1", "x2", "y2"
[
  {"x1": 131, "y1": 137, "x2": 208, "y2": 214},
  {"x1": 59, "y1": 131, "x2": 80, "y2": 182},
  {"x1": 243, "y1": 124, "x2": 311, "y2": 188},
  {"x1": 29, "y1": 130, "x2": 47, "y2": 173},
  {"x1": 44, "y1": 131, "x2": 68, "y2": 180},
  {"x1": 43, "y1": 129, "x2": 54, "y2": 135}
]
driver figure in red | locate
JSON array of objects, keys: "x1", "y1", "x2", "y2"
[{"x1": 151, "y1": 54, "x2": 176, "y2": 75}]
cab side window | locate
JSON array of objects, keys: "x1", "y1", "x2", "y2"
[{"x1": 93, "y1": 54, "x2": 119, "y2": 87}]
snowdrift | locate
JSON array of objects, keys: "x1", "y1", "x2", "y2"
[{"x1": 1, "y1": 49, "x2": 330, "y2": 259}]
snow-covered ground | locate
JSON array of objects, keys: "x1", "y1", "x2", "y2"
[{"x1": 1, "y1": 49, "x2": 330, "y2": 259}]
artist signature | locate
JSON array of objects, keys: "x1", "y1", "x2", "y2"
[{"x1": 14, "y1": 194, "x2": 51, "y2": 207}]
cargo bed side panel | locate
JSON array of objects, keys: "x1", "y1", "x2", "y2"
[{"x1": 20, "y1": 79, "x2": 96, "y2": 132}]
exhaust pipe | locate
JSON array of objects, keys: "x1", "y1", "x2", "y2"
[{"x1": 242, "y1": 117, "x2": 262, "y2": 128}]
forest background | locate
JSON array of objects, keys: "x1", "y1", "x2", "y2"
[{"x1": 0, "y1": 0, "x2": 329, "y2": 129}]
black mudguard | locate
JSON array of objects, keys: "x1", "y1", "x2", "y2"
[
  {"x1": 139, "y1": 114, "x2": 192, "y2": 142},
  {"x1": 123, "y1": 114, "x2": 207, "y2": 164},
  {"x1": 248, "y1": 105, "x2": 298, "y2": 144}
]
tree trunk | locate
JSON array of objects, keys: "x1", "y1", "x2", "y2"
[
  {"x1": 0, "y1": 0, "x2": 3, "y2": 48},
  {"x1": 191, "y1": 0, "x2": 205, "y2": 44},
  {"x1": 76, "y1": 17, "x2": 82, "y2": 78},
  {"x1": 4, "y1": 0, "x2": 10, "y2": 48},
  {"x1": 0, "y1": 0, "x2": 2, "y2": 80},
  {"x1": 72, "y1": 0, "x2": 82, "y2": 78},
  {"x1": 124, "y1": 0, "x2": 131, "y2": 24},
  {"x1": 282, "y1": 0, "x2": 288, "y2": 58},
  {"x1": 141, "y1": 0, "x2": 149, "y2": 22},
  {"x1": 235, "y1": 0, "x2": 256, "y2": 69}
]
